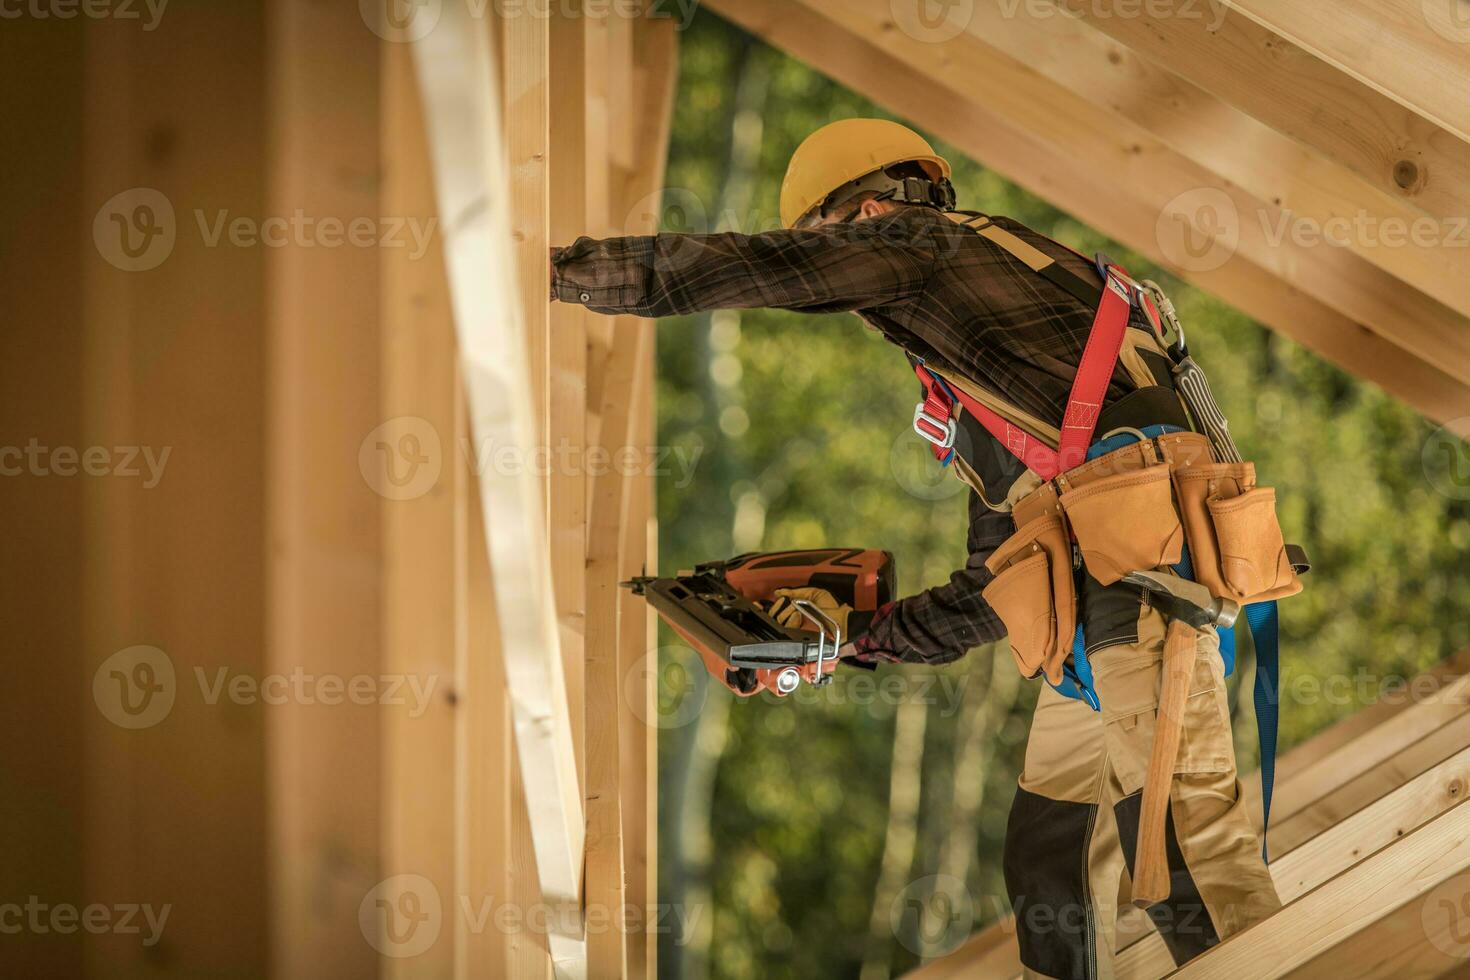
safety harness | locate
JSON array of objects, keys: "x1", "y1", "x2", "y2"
[{"x1": 910, "y1": 211, "x2": 1288, "y2": 854}]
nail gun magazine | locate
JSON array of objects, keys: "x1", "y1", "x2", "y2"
[{"x1": 624, "y1": 548, "x2": 894, "y2": 699}]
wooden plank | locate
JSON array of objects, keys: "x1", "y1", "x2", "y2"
[
  {"x1": 1060, "y1": 0, "x2": 1470, "y2": 229},
  {"x1": 1119, "y1": 736, "x2": 1470, "y2": 977},
  {"x1": 584, "y1": 324, "x2": 649, "y2": 978},
  {"x1": 617, "y1": 20, "x2": 678, "y2": 980},
  {"x1": 1223, "y1": 0, "x2": 1470, "y2": 147},
  {"x1": 549, "y1": 0, "x2": 590, "y2": 796},
  {"x1": 704, "y1": 0, "x2": 1470, "y2": 431},
  {"x1": 266, "y1": 2, "x2": 384, "y2": 976},
  {"x1": 381, "y1": 40, "x2": 459, "y2": 979},
  {"x1": 411, "y1": 3, "x2": 586, "y2": 975},
  {"x1": 941, "y1": 1, "x2": 1470, "y2": 322},
  {"x1": 790, "y1": 0, "x2": 1470, "y2": 391},
  {"x1": 1175, "y1": 797, "x2": 1470, "y2": 977}
]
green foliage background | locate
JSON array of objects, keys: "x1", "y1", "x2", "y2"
[{"x1": 653, "y1": 12, "x2": 1470, "y2": 980}]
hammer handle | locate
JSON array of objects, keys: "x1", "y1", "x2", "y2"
[{"x1": 1132, "y1": 619, "x2": 1199, "y2": 906}]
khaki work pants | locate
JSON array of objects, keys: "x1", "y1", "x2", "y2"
[{"x1": 1002, "y1": 604, "x2": 1280, "y2": 978}]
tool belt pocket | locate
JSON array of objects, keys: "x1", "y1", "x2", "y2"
[
  {"x1": 983, "y1": 514, "x2": 1076, "y2": 684},
  {"x1": 1058, "y1": 463, "x2": 1183, "y2": 586},
  {"x1": 1174, "y1": 461, "x2": 1301, "y2": 603}
]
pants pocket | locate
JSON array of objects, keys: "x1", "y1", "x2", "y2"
[
  {"x1": 984, "y1": 514, "x2": 1077, "y2": 684},
  {"x1": 1060, "y1": 463, "x2": 1184, "y2": 586},
  {"x1": 1207, "y1": 487, "x2": 1297, "y2": 599},
  {"x1": 1098, "y1": 644, "x2": 1234, "y2": 796}
]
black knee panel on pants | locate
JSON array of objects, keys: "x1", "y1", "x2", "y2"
[
  {"x1": 1113, "y1": 790, "x2": 1221, "y2": 965},
  {"x1": 1005, "y1": 785, "x2": 1098, "y2": 979}
]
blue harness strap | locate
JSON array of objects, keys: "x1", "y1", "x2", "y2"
[{"x1": 1247, "y1": 600, "x2": 1281, "y2": 860}]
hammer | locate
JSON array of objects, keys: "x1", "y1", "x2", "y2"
[{"x1": 1121, "y1": 570, "x2": 1240, "y2": 907}]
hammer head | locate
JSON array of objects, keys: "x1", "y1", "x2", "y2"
[{"x1": 1122, "y1": 570, "x2": 1240, "y2": 630}]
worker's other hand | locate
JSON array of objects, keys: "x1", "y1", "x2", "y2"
[{"x1": 765, "y1": 587, "x2": 852, "y2": 638}]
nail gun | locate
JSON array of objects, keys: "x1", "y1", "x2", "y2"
[{"x1": 624, "y1": 548, "x2": 895, "y2": 698}]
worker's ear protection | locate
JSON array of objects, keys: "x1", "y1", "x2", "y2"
[{"x1": 802, "y1": 168, "x2": 957, "y2": 227}]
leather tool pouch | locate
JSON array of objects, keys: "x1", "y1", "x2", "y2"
[
  {"x1": 983, "y1": 514, "x2": 1077, "y2": 684},
  {"x1": 1173, "y1": 460, "x2": 1302, "y2": 603},
  {"x1": 1059, "y1": 463, "x2": 1184, "y2": 586}
]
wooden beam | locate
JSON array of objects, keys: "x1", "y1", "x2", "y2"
[
  {"x1": 784, "y1": 0, "x2": 1470, "y2": 394},
  {"x1": 266, "y1": 2, "x2": 383, "y2": 976},
  {"x1": 1175, "y1": 796, "x2": 1470, "y2": 976},
  {"x1": 1223, "y1": 0, "x2": 1470, "y2": 147},
  {"x1": 381, "y1": 40, "x2": 460, "y2": 979},
  {"x1": 1060, "y1": 0, "x2": 1470, "y2": 230},
  {"x1": 1120, "y1": 732, "x2": 1470, "y2": 976},
  {"x1": 411, "y1": 4, "x2": 586, "y2": 975},
  {"x1": 940, "y1": 2, "x2": 1470, "y2": 324},
  {"x1": 705, "y1": 0, "x2": 1470, "y2": 433}
]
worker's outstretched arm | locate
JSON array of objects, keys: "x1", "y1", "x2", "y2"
[
  {"x1": 549, "y1": 210, "x2": 943, "y2": 317},
  {"x1": 847, "y1": 491, "x2": 1013, "y2": 666}
]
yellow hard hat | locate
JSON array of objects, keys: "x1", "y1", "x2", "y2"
[{"x1": 780, "y1": 118, "x2": 952, "y2": 228}]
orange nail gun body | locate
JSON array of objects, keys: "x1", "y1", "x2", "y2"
[{"x1": 625, "y1": 549, "x2": 895, "y2": 698}]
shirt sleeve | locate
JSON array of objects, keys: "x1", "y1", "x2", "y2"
[
  {"x1": 548, "y1": 210, "x2": 940, "y2": 317},
  {"x1": 847, "y1": 490, "x2": 1014, "y2": 666}
]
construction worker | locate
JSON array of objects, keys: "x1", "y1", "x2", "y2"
[{"x1": 550, "y1": 118, "x2": 1300, "y2": 977}]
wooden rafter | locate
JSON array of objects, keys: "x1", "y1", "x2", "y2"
[
  {"x1": 1060, "y1": 0, "x2": 1470, "y2": 229},
  {"x1": 704, "y1": 0, "x2": 1470, "y2": 432},
  {"x1": 928, "y1": 1, "x2": 1470, "y2": 325},
  {"x1": 411, "y1": 4, "x2": 586, "y2": 976}
]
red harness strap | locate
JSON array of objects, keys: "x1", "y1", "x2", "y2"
[{"x1": 912, "y1": 265, "x2": 1137, "y2": 482}]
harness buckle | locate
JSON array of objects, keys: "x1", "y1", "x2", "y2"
[{"x1": 912, "y1": 404, "x2": 957, "y2": 450}]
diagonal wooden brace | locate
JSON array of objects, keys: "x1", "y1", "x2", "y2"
[{"x1": 1132, "y1": 618, "x2": 1199, "y2": 907}]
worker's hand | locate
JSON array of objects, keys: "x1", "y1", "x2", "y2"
[{"x1": 765, "y1": 587, "x2": 852, "y2": 638}]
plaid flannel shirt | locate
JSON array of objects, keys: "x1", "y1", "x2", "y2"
[{"x1": 550, "y1": 205, "x2": 1142, "y2": 665}]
